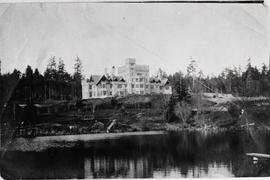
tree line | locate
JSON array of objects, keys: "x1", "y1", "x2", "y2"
[
  {"x1": 166, "y1": 58, "x2": 270, "y2": 103},
  {"x1": 0, "y1": 56, "x2": 83, "y2": 108},
  {"x1": 1, "y1": 57, "x2": 269, "y2": 108},
  {"x1": 161, "y1": 58, "x2": 270, "y2": 123}
]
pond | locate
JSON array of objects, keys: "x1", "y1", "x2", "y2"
[{"x1": 1, "y1": 130, "x2": 270, "y2": 178}]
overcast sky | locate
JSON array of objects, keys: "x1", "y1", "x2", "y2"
[{"x1": 0, "y1": 2, "x2": 269, "y2": 77}]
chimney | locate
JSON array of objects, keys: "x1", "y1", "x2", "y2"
[{"x1": 111, "y1": 66, "x2": 115, "y2": 77}]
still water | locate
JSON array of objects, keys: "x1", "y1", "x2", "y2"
[{"x1": 1, "y1": 130, "x2": 270, "y2": 178}]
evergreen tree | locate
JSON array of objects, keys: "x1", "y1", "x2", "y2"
[
  {"x1": 12, "y1": 69, "x2": 21, "y2": 79},
  {"x1": 32, "y1": 68, "x2": 44, "y2": 101},
  {"x1": 242, "y1": 58, "x2": 261, "y2": 96},
  {"x1": 44, "y1": 56, "x2": 58, "y2": 99},
  {"x1": 44, "y1": 56, "x2": 57, "y2": 80},
  {"x1": 186, "y1": 59, "x2": 197, "y2": 77},
  {"x1": 58, "y1": 58, "x2": 65, "y2": 77},
  {"x1": 57, "y1": 58, "x2": 67, "y2": 100},
  {"x1": 25, "y1": 65, "x2": 33, "y2": 79},
  {"x1": 73, "y1": 56, "x2": 83, "y2": 99},
  {"x1": 34, "y1": 68, "x2": 40, "y2": 77},
  {"x1": 23, "y1": 65, "x2": 34, "y2": 102},
  {"x1": 186, "y1": 58, "x2": 197, "y2": 92},
  {"x1": 73, "y1": 56, "x2": 82, "y2": 81},
  {"x1": 170, "y1": 71, "x2": 190, "y2": 102}
]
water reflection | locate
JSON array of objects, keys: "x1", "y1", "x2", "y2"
[
  {"x1": 84, "y1": 156, "x2": 151, "y2": 178},
  {"x1": 153, "y1": 162, "x2": 234, "y2": 178},
  {"x1": 1, "y1": 130, "x2": 270, "y2": 178}
]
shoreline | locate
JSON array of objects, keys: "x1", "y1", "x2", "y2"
[
  {"x1": 1, "y1": 131, "x2": 165, "y2": 152},
  {"x1": 28, "y1": 130, "x2": 165, "y2": 141},
  {"x1": 2, "y1": 127, "x2": 269, "y2": 152}
]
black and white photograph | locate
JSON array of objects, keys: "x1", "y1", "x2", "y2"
[{"x1": 0, "y1": 0, "x2": 269, "y2": 179}]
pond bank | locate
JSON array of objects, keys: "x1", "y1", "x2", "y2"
[
  {"x1": 2, "y1": 131, "x2": 165, "y2": 152},
  {"x1": 5, "y1": 94, "x2": 270, "y2": 144}
]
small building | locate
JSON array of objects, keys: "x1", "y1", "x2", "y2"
[
  {"x1": 82, "y1": 74, "x2": 127, "y2": 99},
  {"x1": 149, "y1": 77, "x2": 162, "y2": 94},
  {"x1": 161, "y1": 78, "x2": 172, "y2": 94},
  {"x1": 149, "y1": 77, "x2": 172, "y2": 94}
]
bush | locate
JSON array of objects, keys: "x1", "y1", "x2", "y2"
[
  {"x1": 174, "y1": 101, "x2": 191, "y2": 124},
  {"x1": 228, "y1": 103, "x2": 241, "y2": 120},
  {"x1": 92, "y1": 121, "x2": 104, "y2": 131}
]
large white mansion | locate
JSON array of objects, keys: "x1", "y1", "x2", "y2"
[{"x1": 81, "y1": 58, "x2": 172, "y2": 99}]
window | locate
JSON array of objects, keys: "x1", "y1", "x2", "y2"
[
  {"x1": 137, "y1": 73, "x2": 142, "y2": 76},
  {"x1": 102, "y1": 84, "x2": 105, "y2": 88},
  {"x1": 136, "y1": 78, "x2": 138, "y2": 82},
  {"x1": 136, "y1": 84, "x2": 139, "y2": 88},
  {"x1": 110, "y1": 91, "x2": 112, "y2": 95},
  {"x1": 140, "y1": 78, "x2": 143, "y2": 82},
  {"x1": 140, "y1": 91, "x2": 144, "y2": 94},
  {"x1": 146, "y1": 85, "x2": 149, "y2": 88},
  {"x1": 103, "y1": 91, "x2": 106, "y2": 95},
  {"x1": 132, "y1": 84, "x2": 135, "y2": 88},
  {"x1": 140, "y1": 84, "x2": 144, "y2": 88},
  {"x1": 151, "y1": 85, "x2": 154, "y2": 89},
  {"x1": 118, "y1": 84, "x2": 122, "y2": 88},
  {"x1": 89, "y1": 92, "x2": 92, "y2": 97},
  {"x1": 160, "y1": 86, "x2": 162, "y2": 90},
  {"x1": 89, "y1": 85, "x2": 92, "y2": 90},
  {"x1": 110, "y1": 84, "x2": 112, "y2": 88}
]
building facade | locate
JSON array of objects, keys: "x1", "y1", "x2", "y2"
[
  {"x1": 118, "y1": 58, "x2": 150, "y2": 95},
  {"x1": 82, "y1": 74, "x2": 127, "y2": 99},
  {"x1": 81, "y1": 58, "x2": 172, "y2": 99}
]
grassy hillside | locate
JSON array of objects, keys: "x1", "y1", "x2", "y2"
[
  {"x1": 13, "y1": 94, "x2": 172, "y2": 137},
  {"x1": 8, "y1": 93, "x2": 270, "y2": 139}
]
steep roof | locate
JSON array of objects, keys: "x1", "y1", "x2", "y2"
[
  {"x1": 110, "y1": 75, "x2": 125, "y2": 82},
  {"x1": 150, "y1": 77, "x2": 170, "y2": 85},
  {"x1": 105, "y1": 75, "x2": 125, "y2": 82},
  {"x1": 149, "y1": 77, "x2": 161, "y2": 83},
  {"x1": 89, "y1": 75, "x2": 103, "y2": 85},
  {"x1": 161, "y1": 78, "x2": 169, "y2": 85},
  {"x1": 88, "y1": 74, "x2": 125, "y2": 85}
]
